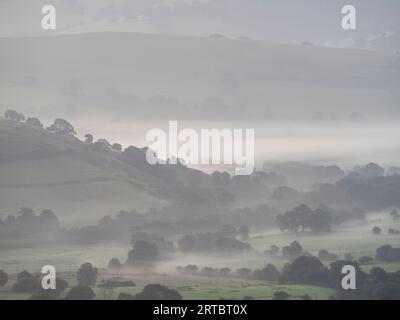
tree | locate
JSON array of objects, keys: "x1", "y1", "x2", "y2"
[
  {"x1": 318, "y1": 249, "x2": 338, "y2": 261},
  {"x1": 281, "y1": 256, "x2": 330, "y2": 286},
  {"x1": 25, "y1": 117, "x2": 43, "y2": 129},
  {"x1": 266, "y1": 245, "x2": 279, "y2": 256},
  {"x1": 77, "y1": 263, "x2": 97, "y2": 287},
  {"x1": 47, "y1": 118, "x2": 76, "y2": 136},
  {"x1": 112, "y1": 143, "x2": 122, "y2": 152},
  {"x1": 272, "y1": 291, "x2": 290, "y2": 300},
  {"x1": 92, "y1": 139, "x2": 111, "y2": 151},
  {"x1": 369, "y1": 267, "x2": 388, "y2": 284},
  {"x1": 372, "y1": 226, "x2": 382, "y2": 235},
  {"x1": 134, "y1": 284, "x2": 182, "y2": 300},
  {"x1": 65, "y1": 286, "x2": 95, "y2": 300},
  {"x1": 127, "y1": 241, "x2": 159, "y2": 266},
  {"x1": 4, "y1": 109, "x2": 25, "y2": 122},
  {"x1": 282, "y1": 240, "x2": 303, "y2": 259},
  {"x1": 376, "y1": 245, "x2": 400, "y2": 262},
  {"x1": 0, "y1": 270, "x2": 8, "y2": 287},
  {"x1": 309, "y1": 208, "x2": 332, "y2": 233},
  {"x1": 39, "y1": 209, "x2": 59, "y2": 228},
  {"x1": 390, "y1": 209, "x2": 400, "y2": 221},
  {"x1": 84, "y1": 134, "x2": 93, "y2": 143},
  {"x1": 108, "y1": 258, "x2": 122, "y2": 269},
  {"x1": 253, "y1": 264, "x2": 280, "y2": 283},
  {"x1": 277, "y1": 204, "x2": 313, "y2": 232},
  {"x1": 13, "y1": 271, "x2": 40, "y2": 293}
]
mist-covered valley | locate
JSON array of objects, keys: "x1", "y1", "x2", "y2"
[{"x1": 0, "y1": 27, "x2": 400, "y2": 300}]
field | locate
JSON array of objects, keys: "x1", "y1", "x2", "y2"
[{"x1": 0, "y1": 212, "x2": 399, "y2": 300}]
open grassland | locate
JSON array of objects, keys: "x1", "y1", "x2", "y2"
[{"x1": 0, "y1": 213, "x2": 399, "y2": 300}]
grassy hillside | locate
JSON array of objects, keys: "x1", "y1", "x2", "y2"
[{"x1": 0, "y1": 118, "x2": 171, "y2": 225}]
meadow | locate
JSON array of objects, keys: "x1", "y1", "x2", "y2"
[{"x1": 0, "y1": 212, "x2": 399, "y2": 300}]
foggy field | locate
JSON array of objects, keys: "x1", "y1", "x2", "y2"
[{"x1": 0, "y1": 212, "x2": 399, "y2": 300}]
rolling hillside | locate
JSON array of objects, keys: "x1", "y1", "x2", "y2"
[{"x1": 0, "y1": 117, "x2": 172, "y2": 225}]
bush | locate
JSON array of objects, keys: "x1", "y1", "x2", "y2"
[
  {"x1": 65, "y1": 286, "x2": 95, "y2": 300},
  {"x1": 134, "y1": 284, "x2": 182, "y2": 300},
  {"x1": 376, "y1": 245, "x2": 400, "y2": 262},
  {"x1": 13, "y1": 271, "x2": 40, "y2": 293},
  {"x1": 272, "y1": 291, "x2": 289, "y2": 300},
  {"x1": 253, "y1": 264, "x2": 280, "y2": 283}
]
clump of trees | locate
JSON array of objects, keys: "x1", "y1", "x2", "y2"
[
  {"x1": 277, "y1": 204, "x2": 332, "y2": 233},
  {"x1": 282, "y1": 240, "x2": 306, "y2": 260},
  {"x1": 99, "y1": 279, "x2": 135, "y2": 288},
  {"x1": 47, "y1": 118, "x2": 76, "y2": 136},
  {"x1": 4, "y1": 109, "x2": 25, "y2": 122},
  {"x1": 253, "y1": 264, "x2": 280, "y2": 283},
  {"x1": 178, "y1": 229, "x2": 251, "y2": 253},
  {"x1": 127, "y1": 240, "x2": 160, "y2": 267},
  {"x1": 372, "y1": 226, "x2": 381, "y2": 235},
  {"x1": 376, "y1": 245, "x2": 400, "y2": 262},
  {"x1": 280, "y1": 256, "x2": 330, "y2": 286},
  {"x1": 13, "y1": 271, "x2": 40, "y2": 293}
]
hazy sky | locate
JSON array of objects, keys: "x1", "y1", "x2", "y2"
[
  {"x1": 1, "y1": 0, "x2": 399, "y2": 51},
  {"x1": 1, "y1": 1, "x2": 399, "y2": 167}
]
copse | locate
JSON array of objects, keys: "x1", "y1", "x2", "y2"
[
  {"x1": 4, "y1": 109, "x2": 25, "y2": 122},
  {"x1": 277, "y1": 204, "x2": 332, "y2": 233}
]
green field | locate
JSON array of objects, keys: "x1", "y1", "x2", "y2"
[{"x1": 0, "y1": 213, "x2": 399, "y2": 300}]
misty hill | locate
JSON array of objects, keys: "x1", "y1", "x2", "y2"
[
  {"x1": 0, "y1": 31, "x2": 398, "y2": 123},
  {"x1": 0, "y1": 117, "x2": 175, "y2": 225}
]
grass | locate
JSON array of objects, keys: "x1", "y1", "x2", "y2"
[{"x1": 0, "y1": 213, "x2": 399, "y2": 300}]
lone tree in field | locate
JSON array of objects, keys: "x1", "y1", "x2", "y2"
[
  {"x1": 372, "y1": 226, "x2": 382, "y2": 235},
  {"x1": 4, "y1": 109, "x2": 25, "y2": 122},
  {"x1": 77, "y1": 263, "x2": 98, "y2": 287},
  {"x1": 0, "y1": 270, "x2": 8, "y2": 287}
]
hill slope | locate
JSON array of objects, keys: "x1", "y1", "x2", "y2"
[{"x1": 0, "y1": 118, "x2": 172, "y2": 225}]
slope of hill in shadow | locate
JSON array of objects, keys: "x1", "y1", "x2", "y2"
[{"x1": 0, "y1": 118, "x2": 176, "y2": 225}]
